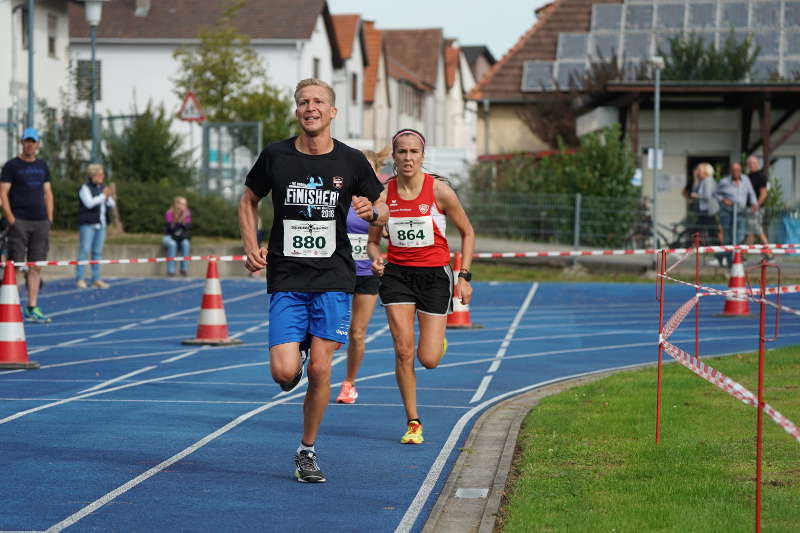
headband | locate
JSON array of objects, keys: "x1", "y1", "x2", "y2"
[{"x1": 392, "y1": 129, "x2": 426, "y2": 151}]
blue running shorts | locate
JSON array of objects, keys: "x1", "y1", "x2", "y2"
[{"x1": 268, "y1": 291, "x2": 352, "y2": 348}]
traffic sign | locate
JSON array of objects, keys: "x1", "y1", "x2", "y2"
[{"x1": 178, "y1": 91, "x2": 206, "y2": 122}]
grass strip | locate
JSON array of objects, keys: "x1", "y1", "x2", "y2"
[{"x1": 498, "y1": 346, "x2": 800, "y2": 532}]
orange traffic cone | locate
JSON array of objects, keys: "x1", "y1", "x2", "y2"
[
  {"x1": 0, "y1": 260, "x2": 38, "y2": 369},
  {"x1": 715, "y1": 250, "x2": 752, "y2": 318},
  {"x1": 182, "y1": 260, "x2": 243, "y2": 345},
  {"x1": 447, "y1": 252, "x2": 482, "y2": 329}
]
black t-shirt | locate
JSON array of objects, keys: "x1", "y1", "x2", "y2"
[
  {"x1": 748, "y1": 169, "x2": 767, "y2": 206},
  {"x1": 245, "y1": 137, "x2": 383, "y2": 293},
  {"x1": 0, "y1": 157, "x2": 51, "y2": 221}
]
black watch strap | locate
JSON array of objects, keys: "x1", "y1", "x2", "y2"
[{"x1": 458, "y1": 270, "x2": 472, "y2": 282}]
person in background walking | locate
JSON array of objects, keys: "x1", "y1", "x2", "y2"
[
  {"x1": 687, "y1": 162, "x2": 721, "y2": 265},
  {"x1": 714, "y1": 162, "x2": 757, "y2": 267},
  {"x1": 75, "y1": 164, "x2": 115, "y2": 289},
  {"x1": 744, "y1": 156, "x2": 775, "y2": 262},
  {"x1": 0, "y1": 127, "x2": 54, "y2": 323},
  {"x1": 336, "y1": 146, "x2": 391, "y2": 404},
  {"x1": 163, "y1": 196, "x2": 191, "y2": 276}
]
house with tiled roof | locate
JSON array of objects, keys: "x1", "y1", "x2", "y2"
[
  {"x1": 1, "y1": 0, "x2": 74, "y2": 162},
  {"x1": 68, "y1": 0, "x2": 341, "y2": 137},
  {"x1": 460, "y1": 45, "x2": 496, "y2": 85},
  {"x1": 331, "y1": 13, "x2": 366, "y2": 142},
  {"x1": 444, "y1": 40, "x2": 479, "y2": 162},
  {"x1": 470, "y1": 0, "x2": 800, "y2": 233},
  {"x1": 361, "y1": 20, "x2": 391, "y2": 151}
]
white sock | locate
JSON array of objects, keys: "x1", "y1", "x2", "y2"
[{"x1": 297, "y1": 442, "x2": 315, "y2": 454}]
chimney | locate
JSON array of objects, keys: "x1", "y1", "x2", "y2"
[{"x1": 134, "y1": 0, "x2": 151, "y2": 17}]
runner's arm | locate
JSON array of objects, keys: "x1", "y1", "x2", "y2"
[
  {"x1": 435, "y1": 181, "x2": 474, "y2": 304},
  {"x1": 367, "y1": 220, "x2": 385, "y2": 276},
  {"x1": 238, "y1": 187, "x2": 267, "y2": 272}
]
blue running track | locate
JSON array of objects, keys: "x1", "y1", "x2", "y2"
[{"x1": 1, "y1": 277, "x2": 798, "y2": 532}]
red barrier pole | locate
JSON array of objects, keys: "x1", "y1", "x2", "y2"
[
  {"x1": 655, "y1": 249, "x2": 667, "y2": 444},
  {"x1": 694, "y1": 233, "x2": 700, "y2": 359},
  {"x1": 755, "y1": 260, "x2": 767, "y2": 533}
]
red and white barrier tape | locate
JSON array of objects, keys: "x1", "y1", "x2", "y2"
[
  {"x1": 661, "y1": 296, "x2": 698, "y2": 342},
  {"x1": 10, "y1": 243, "x2": 799, "y2": 268},
  {"x1": 662, "y1": 340, "x2": 800, "y2": 444}
]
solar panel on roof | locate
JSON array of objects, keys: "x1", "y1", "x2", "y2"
[
  {"x1": 520, "y1": 61, "x2": 554, "y2": 92},
  {"x1": 656, "y1": 4, "x2": 685, "y2": 30},
  {"x1": 787, "y1": 2, "x2": 800, "y2": 27},
  {"x1": 784, "y1": 60, "x2": 800, "y2": 76},
  {"x1": 592, "y1": 34, "x2": 620, "y2": 59},
  {"x1": 754, "y1": 2, "x2": 781, "y2": 27},
  {"x1": 557, "y1": 33, "x2": 588, "y2": 60},
  {"x1": 556, "y1": 61, "x2": 587, "y2": 88},
  {"x1": 624, "y1": 33, "x2": 652, "y2": 60},
  {"x1": 721, "y1": 3, "x2": 748, "y2": 28},
  {"x1": 688, "y1": 3, "x2": 717, "y2": 28},
  {"x1": 626, "y1": 5, "x2": 654, "y2": 30},
  {"x1": 592, "y1": 4, "x2": 622, "y2": 30},
  {"x1": 753, "y1": 59, "x2": 779, "y2": 80},
  {"x1": 787, "y1": 31, "x2": 800, "y2": 55},
  {"x1": 753, "y1": 32, "x2": 779, "y2": 56}
]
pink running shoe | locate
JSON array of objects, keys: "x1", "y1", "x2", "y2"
[{"x1": 336, "y1": 381, "x2": 358, "y2": 404}]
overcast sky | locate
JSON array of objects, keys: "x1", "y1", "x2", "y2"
[{"x1": 326, "y1": 0, "x2": 551, "y2": 60}]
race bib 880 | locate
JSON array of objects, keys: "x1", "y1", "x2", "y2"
[{"x1": 284, "y1": 220, "x2": 336, "y2": 258}]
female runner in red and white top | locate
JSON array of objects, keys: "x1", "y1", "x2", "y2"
[{"x1": 367, "y1": 128, "x2": 475, "y2": 444}]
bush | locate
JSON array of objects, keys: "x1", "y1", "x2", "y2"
[{"x1": 51, "y1": 179, "x2": 272, "y2": 239}]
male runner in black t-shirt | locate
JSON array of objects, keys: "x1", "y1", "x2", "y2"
[{"x1": 238, "y1": 78, "x2": 387, "y2": 483}]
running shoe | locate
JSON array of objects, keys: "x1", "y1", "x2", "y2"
[
  {"x1": 24, "y1": 306, "x2": 52, "y2": 324},
  {"x1": 401, "y1": 421, "x2": 424, "y2": 444},
  {"x1": 294, "y1": 449, "x2": 326, "y2": 483},
  {"x1": 279, "y1": 345, "x2": 309, "y2": 392},
  {"x1": 336, "y1": 381, "x2": 358, "y2": 404}
]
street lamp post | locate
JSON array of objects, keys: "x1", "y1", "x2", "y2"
[
  {"x1": 84, "y1": 0, "x2": 109, "y2": 163},
  {"x1": 650, "y1": 56, "x2": 665, "y2": 248}
]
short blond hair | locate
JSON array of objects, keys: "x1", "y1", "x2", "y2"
[
  {"x1": 294, "y1": 78, "x2": 336, "y2": 106},
  {"x1": 696, "y1": 162, "x2": 714, "y2": 179},
  {"x1": 86, "y1": 163, "x2": 104, "y2": 179}
]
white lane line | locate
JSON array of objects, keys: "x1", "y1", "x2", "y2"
[
  {"x1": 78, "y1": 366, "x2": 157, "y2": 393},
  {"x1": 160, "y1": 349, "x2": 201, "y2": 364},
  {"x1": 0, "y1": 363, "x2": 264, "y2": 426},
  {"x1": 394, "y1": 362, "x2": 656, "y2": 533},
  {"x1": 272, "y1": 323, "x2": 391, "y2": 398},
  {"x1": 488, "y1": 282, "x2": 538, "y2": 374},
  {"x1": 47, "y1": 283, "x2": 206, "y2": 317},
  {"x1": 467, "y1": 283, "x2": 538, "y2": 405},
  {"x1": 44, "y1": 389, "x2": 308, "y2": 533},
  {"x1": 469, "y1": 375, "x2": 493, "y2": 404}
]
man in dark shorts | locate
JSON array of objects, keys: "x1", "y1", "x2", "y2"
[
  {"x1": 745, "y1": 156, "x2": 774, "y2": 262},
  {"x1": 238, "y1": 78, "x2": 387, "y2": 483},
  {"x1": 0, "y1": 128, "x2": 54, "y2": 323}
]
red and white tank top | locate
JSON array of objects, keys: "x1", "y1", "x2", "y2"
[{"x1": 386, "y1": 173, "x2": 450, "y2": 267}]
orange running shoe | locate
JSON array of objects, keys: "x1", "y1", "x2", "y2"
[
  {"x1": 400, "y1": 421, "x2": 424, "y2": 444},
  {"x1": 336, "y1": 381, "x2": 358, "y2": 404}
]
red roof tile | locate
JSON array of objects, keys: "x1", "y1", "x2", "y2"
[
  {"x1": 468, "y1": 0, "x2": 622, "y2": 101},
  {"x1": 363, "y1": 20, "x2": 382, "y2": 103},
  {"x1": 332, "y1": 14, "x2": 360, "y2": 60},
  {"x1": 383, "y1": 28, "x2": 443, "y2": 91},
  {"x1": 69, "y1": 0, "x2": 329, "y2": 40}
]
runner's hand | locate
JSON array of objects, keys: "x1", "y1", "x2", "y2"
[
  {"x1": 352, "y1": 196, "x2": 374, "y2": 221},
  {"x1": 371, "y1": 257, "x2": 385, "y2": 276},
  {"x1": 245, "y1": 247, "x2": 268, "y2": 272},
  {"x1": 456, "y1": 278, "x2": 472, "y2": 305}
]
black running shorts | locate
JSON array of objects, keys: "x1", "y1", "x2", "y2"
[
  {"x1": 379, "y1": 262, "x2": 453, "y2": 316},
  {"x1": 354, "y1": 275, "x2": 380, "y2": 295}
]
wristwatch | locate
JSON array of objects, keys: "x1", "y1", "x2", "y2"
[
  {"x1": 458, "y1": 269, "x2": 472, "y2": 282},
  {"x1": 370, "y1": 207, "x2": 379, "y2": 223}
]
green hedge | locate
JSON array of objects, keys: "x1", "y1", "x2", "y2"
[{"x1": 51, "y1": 179, "x2": 273, "y2": 239}]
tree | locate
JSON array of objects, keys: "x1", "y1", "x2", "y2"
[
  {"x1": 172, "y1": 0, "x2": 265, "y2": 122},
  {"x1": 228, "y1": 83, "x2": 296, "y2": 147},
  {"x1": 659, "y1": 30, "x2": 759, "y2": 81},
  {"x1": 104, "y1": 103, "x2": 193, "y2": 185}
]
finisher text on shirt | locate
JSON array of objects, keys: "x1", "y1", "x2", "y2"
[{"x1": 285, "y1": 183, "x2": 340, "y2": 208}]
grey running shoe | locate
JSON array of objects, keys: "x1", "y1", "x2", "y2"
[{"x1": 294, "y1": 450, "x2": 326, "y2": 483}]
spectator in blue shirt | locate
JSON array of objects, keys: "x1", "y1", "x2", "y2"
[
  {"x1": 714, "y1": 162, "x2": 757, "y2": 266},
  {"x1": 0, "y1": 128, "x2": 54, "y2": 323},
  {"x1": 75, "y1": 164, "x2": 116, "y2": 289}
]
